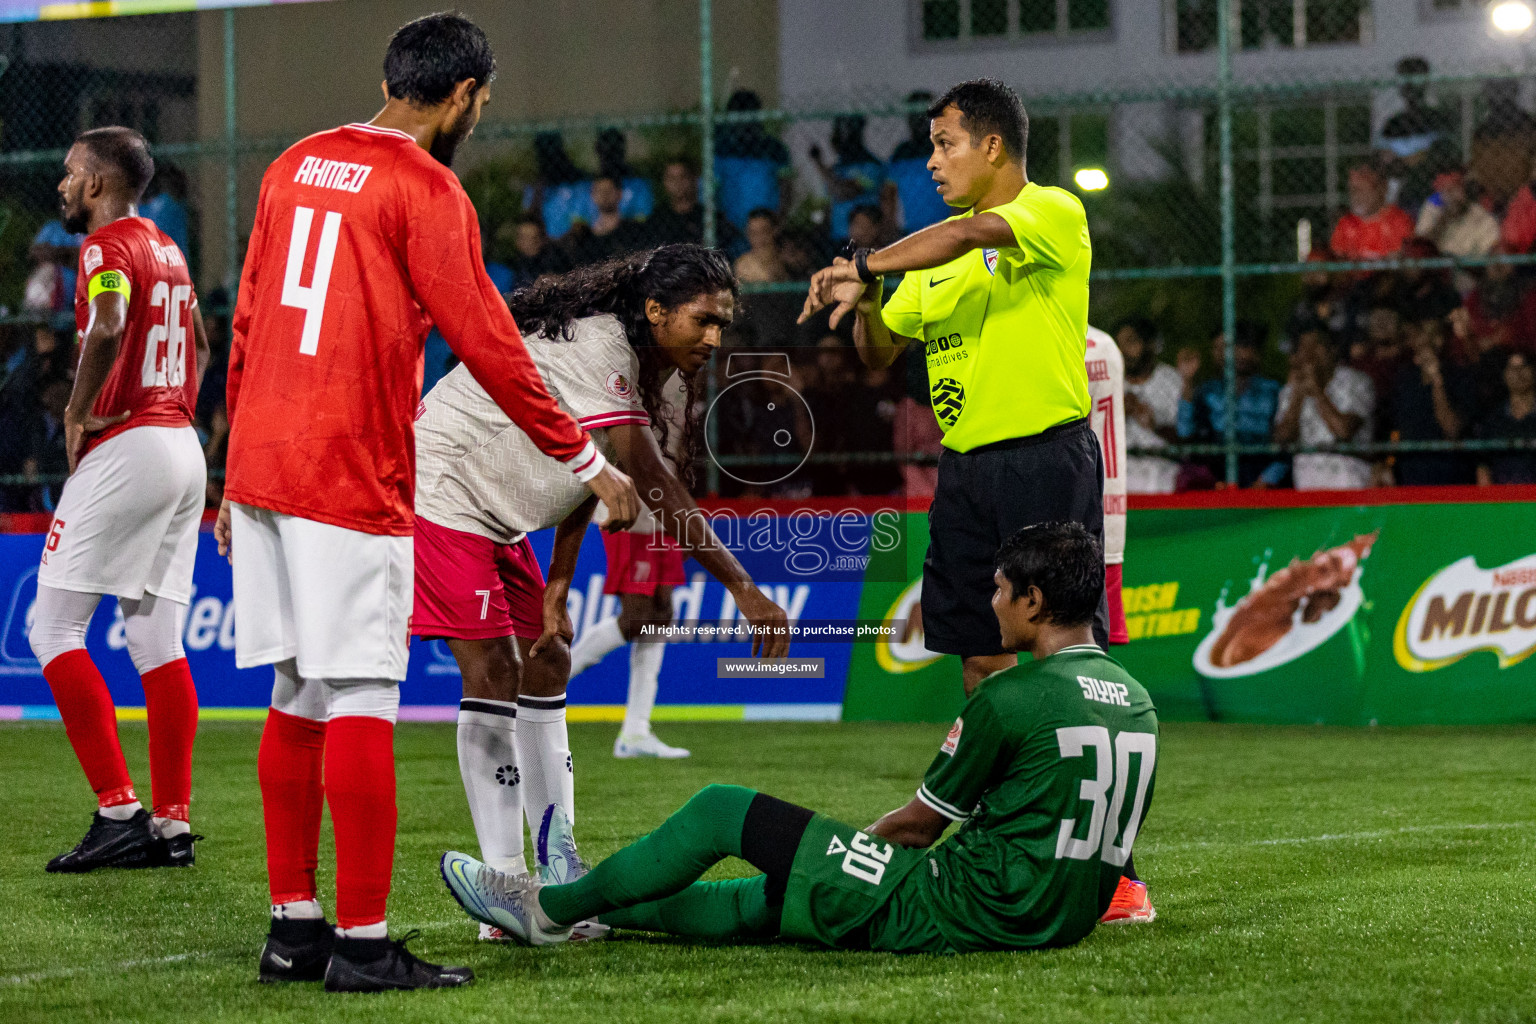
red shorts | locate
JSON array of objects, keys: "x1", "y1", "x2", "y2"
[
  {"x1": 412, "y1": 515, "x2": 545, "y2": 641},
  {"x1": 602, "y1": 529, "x2": 687, "y2": 596},
  {"x1": 1106, "y1": 563, "x2": 1129, "y2": 646}
]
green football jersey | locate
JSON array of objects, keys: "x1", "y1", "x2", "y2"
[{"x1": 915, "y1": 643, "x2": 1159, "y2": 951}]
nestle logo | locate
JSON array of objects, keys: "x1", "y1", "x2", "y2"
[{"x1": 1492, "y1": 567, "x2": 1536, "y2": 588}]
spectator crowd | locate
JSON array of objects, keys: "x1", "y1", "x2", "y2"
[
  {"x1": 5, "y1": 72, "x2": 1536, "y2": 507},
  {"x1": 1121, "y1": 60, "x2": 1536, "y2": 493}
]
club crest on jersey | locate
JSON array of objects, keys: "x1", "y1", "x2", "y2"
[
  {"x1": 941, "y1": 717, "x2": 963, "y2": 755},
  {"x1": 606, "y1": 371, "x2": 635, "y2": 400},
  {"x1": 83, "y1": 245, "x2": 103, "y2": 275},
  {"x1": 982, "y1": 248, "x2": 999, "y2": 275}
]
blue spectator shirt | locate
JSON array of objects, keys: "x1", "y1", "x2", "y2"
[
  {"x1": 829, "y1": 159, "x2": 884, "y2": 240},
  {"x1": 32, "y1": 220, "x2": 87, "y2": 305},
  {"x1": 887, "y1": 141, "x2": 950, "y2": 232},
  {"x1": 525, "y1": 182, "x2": 590, "y2": 239},
  {"x1": 716, "y1": 156, "x2": 785, "y2": 233},
  {"x1": 141, "y1": 193, "x2": 190, "y2": 257},
  {"x1": 1178, "y1": 375, "x2": 1286, "y2": 485},
  {"x1": 572, "y1": 176, "x2": 656, "y2": 227},
  {"x1": 484, "y1": 261, "x2": 514, "y2": 295}
]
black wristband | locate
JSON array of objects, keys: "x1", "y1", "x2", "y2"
[{"x1": 853, "y1": 248, "x2": 878, "y2": 285}]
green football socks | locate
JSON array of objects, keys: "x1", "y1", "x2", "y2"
[{"x1": 539, "y1": 783, "x2": 760, "y2": 929}]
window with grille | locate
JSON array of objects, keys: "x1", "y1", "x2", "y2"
[
  {"x1": 916, "y1": 0, "x2": 1112, "y2": 47},
  {"x1": 1028, "y1": 111, "x2": 1110, "y2": 187},
  {"x1": 1205, "y1": 96, "x2": 1374, "y2": 259},
  {"x1": 1170, "y1": 0, "x2": 1372, "y2": 53}
]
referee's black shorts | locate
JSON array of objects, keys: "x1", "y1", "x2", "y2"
[{"x1": 921, "y1": 417, "x2": 1107, "y2": 658}]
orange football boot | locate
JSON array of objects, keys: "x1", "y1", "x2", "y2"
[{"x1": 1099, "y1": 877, "x2": 1156, "y2": 924}]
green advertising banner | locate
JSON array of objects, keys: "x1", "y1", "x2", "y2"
[{"x1": 845, "y1": 501, "x2": 1536, "y2": 726}]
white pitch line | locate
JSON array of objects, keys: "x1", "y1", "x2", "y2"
[
  {"x1": 1143, "y1": 820, "x2": 1536, "y2": 854},
  {"x1": 0, "y1": 950, "x2": 214, "y2": 987}
]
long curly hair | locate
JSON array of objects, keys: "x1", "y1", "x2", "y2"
[{"x1": 506, "y1": 244, "x2": 737, "y2": 488}]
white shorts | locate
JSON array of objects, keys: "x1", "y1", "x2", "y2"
[
  {"x1": 230, "y1": 503, "x2": 413, "y2": 680},
  {"x1": 38, "y1": 425, "x2": 206, "y2": 603}
]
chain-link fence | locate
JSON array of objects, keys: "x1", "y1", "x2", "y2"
[{"x1": 4, "y1": 0, "x2": 1536, "y2": 509}]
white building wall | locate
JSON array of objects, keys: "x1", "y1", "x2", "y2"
[{"x1": 778, "y1": 0, "x2": 1530, "y2": 202}]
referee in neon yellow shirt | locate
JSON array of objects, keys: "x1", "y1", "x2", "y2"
[{"x1": 801, "y1": 78, "x2": 1103, "y2": 695}]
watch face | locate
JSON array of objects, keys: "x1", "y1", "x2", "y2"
[{"x1": 705, "y1": 374, "x2": 816, "y2": 486}]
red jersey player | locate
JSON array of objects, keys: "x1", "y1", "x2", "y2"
[
  {"x1": 1085, "y1": 324, "x2": 1155, "y2": 925},
  {"x1": 221, "y1": 14, "x2": 640, "y2": 993},
  {"x1": 30, "y1": 128, "x2": 210, "y2": 876}
]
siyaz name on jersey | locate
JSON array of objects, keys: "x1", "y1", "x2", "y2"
[
  {"x1": 293, "y1": 155, "x2": 374, "y2": 193},
  {"x1": 1077, "y1": 675, "x2": 1129, "y2": 707}
]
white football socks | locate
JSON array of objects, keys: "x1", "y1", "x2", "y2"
[
  {"x1": 99, "y1": 801, "x2": 143, "y2": 821},
  {"x1": 569, "y1": 617, "x2": 626, "y2": 677},
  {"x1": 271, "y1": 899, "x2": 323, "y2": 920},
  {"x1": 154, "y1": 816, "x2": 190, "y2": 838},
  {"x1": 337, "y1": 922, "x2": 387, "y2": 939},
  {"x1": 622, "y1": 642, "x2": 665, "y2": 737},
  {"x1": 515, "y1": 694, "x2": 575, "y2": 843},
  {"x1": 456, "y1": 698, "x2": 526, "y2": 875}
]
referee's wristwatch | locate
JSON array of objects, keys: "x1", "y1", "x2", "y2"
[{"x1": 852, "y1": 247, "x2": 881, "y2": 286}]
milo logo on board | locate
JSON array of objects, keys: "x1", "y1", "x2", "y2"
[{"x1": 1394, "y1": 555, "x2": 1536, "y2": 672}]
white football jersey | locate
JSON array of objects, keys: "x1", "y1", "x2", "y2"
[
  {"x1": 415, "y1": 314, "x2": 650, "y2": 545},
  {"x1": 1085, "y1": 325, "x2": 1126, "y2": 566}
]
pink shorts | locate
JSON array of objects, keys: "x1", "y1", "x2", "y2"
[
  {"x1": 412, "y1": 515, "x2": 545, "y2": 641},
  {"x1": 1106, "y1": 563, "x2": 1129, "y2": 646},
  {"x1": 602, "y1": 529, "x2": 687, "y2": 596}
]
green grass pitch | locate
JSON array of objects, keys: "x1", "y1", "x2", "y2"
[{"x1": 2, "y1": 719, "x2": 1534, "y2": 1023}]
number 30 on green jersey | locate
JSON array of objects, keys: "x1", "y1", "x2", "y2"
[{"x1": 1054, "y1": 727, "x2": 1156, "y2": 867}]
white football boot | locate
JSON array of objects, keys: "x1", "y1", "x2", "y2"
[
  {"x1": 613, "y1": 731, "x2": 691, "y2": 759},
  {"x1": 438, "y1": 851, "x2": 571, "y2": 947}
]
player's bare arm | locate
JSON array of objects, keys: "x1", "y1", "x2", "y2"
[
  {"x1": 529, "y1": 495, "x2": 599, "y2": 659},
  {"x1": 798, "y1": 213, "x2": 1017, "y2": 329},
  {"x1": 64, "y1": 290, "x2": 132, "y2": 473},
  {"x1": 606, "y1": 422, "x2": 790, "y2": 659},
  {"x1": 190, "y1": 301, "x2": 212, "y2": 388},
  {"x1": 866, "y1": 797, "x2": 950, "y2": 848},
  {"x1": 848, "y1": 279, "x2": 917, "y2": 368}
]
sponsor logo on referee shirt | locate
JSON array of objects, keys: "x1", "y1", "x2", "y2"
[{"x1": 983, "y1": 248, "x2": 999, "y2": 275}]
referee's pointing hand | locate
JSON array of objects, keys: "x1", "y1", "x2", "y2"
[{"x1": 799, "y1": 258, "x2": 865, "y2": 328}]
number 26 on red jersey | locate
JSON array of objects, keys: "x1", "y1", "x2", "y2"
[
  {"x1": 282, "y1": 206, "x2": 342, "y2": 356},
  {"x1": 141, "y1": 282, "x2": 192, "y2": 387}
]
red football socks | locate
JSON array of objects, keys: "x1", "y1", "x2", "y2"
[
  {"x1": 324, "y1": 716, "x2": 397, "y2": 929},
  {"x1": 258, "y1": 708, "x2": 327, "y2": 905},
  {"x1": 43, "y1": 649, "x2": 134, "y2": 806},
  {"x1": 140, "y1": 657, "x2": 198, "y2": 821}
]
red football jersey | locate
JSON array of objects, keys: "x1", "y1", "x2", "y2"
[
  {"x1": 226, "y1": 123, "x2": 597, "y2": 537},
  {"x1": 73, "y1": 216, "x2": 198, "y2": 454}
]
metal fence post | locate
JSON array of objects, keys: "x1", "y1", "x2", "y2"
[
  {"x1": 223, "y1": 7, "x2": 238, "y2": 295},
  {"x1": 700, "y1": 0, "x2": 720, "y2": 495},
  {"x1": 1217, "y1": 0, "x2": 1238, "y2": 486}
]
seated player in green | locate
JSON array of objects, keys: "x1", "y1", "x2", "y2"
[{"x1": 439, "y1": 521, "x2": 1159, "y2": 952}]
